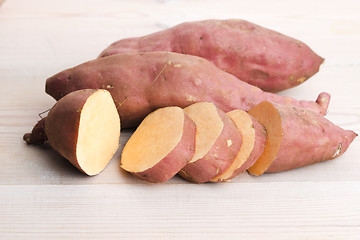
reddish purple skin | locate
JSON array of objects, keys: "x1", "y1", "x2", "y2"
[
  {"x1": 178, "y1": 108, "x2": 242, "y2": 183},
  {"x1": 266, "y1": 104, "x2": 358, "y2": 173},
  {"x1": 132, "y1": 113, "x2": 196, "y2": 183},
  {"x1": 99, "y1": 19, "x2": 324, "y2": 92},
  {"x1": 45, "y1": 89, "x2": 98, "y2": 174},
  {"x1": 45, "y1": 52, "x2": 330, "y2": 129},
  {"x1": 23, "y1": 118, "x2": 47, "y2": 145},
  {"x1": 230, "y1": 116, "x2": 267, "y2": 179}
]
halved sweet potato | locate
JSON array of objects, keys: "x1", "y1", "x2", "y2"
[
  {"x1": 211, "y1": 109, "x2": 267, "y2": 182},
  {"x1": 178, "y1": 102, "x2": 242, "y2": 183},
  {"x1": 247, "y1": 101, "x2": 357, "y2": 176},
  {"x1": 24, "y1": 89, "x2": 121, "y2": 176},
  {"x1": 121, "y1": 106, "x2": 196, "y2": 183}
]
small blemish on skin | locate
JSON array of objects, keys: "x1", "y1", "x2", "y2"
[
  {"x1": 173, "y1": 63, "x2": 182, "y2": 68},
  {"x1": 216, "y1": 168, "x2": 220, "y2": 174},
  {"x1": 77, "y1": 108, "x2": 82, "y2": 113},
  {"x1": 186, "y1": 95, "x2": 196, "y2": 103},
  {"x1": 332, "y1": 143, "x2": 342, "y2": 158},
  {"x1": 180, "y1": 170, "x2": 190, "y2": 178},
  {"x1": 194, "y1": 79, "x2": 202, "y2": 86},
  {"x1": 319, "y1": 96, "x2": 327, "y2": 103},
  {"x1": 297, "y1": 77, "x2": 307, "y2": 84},
  {"x1": 227, "y1": 139, "x2": 232, "y2": 147},
  {"x1": 106, "y1": 84, "x2": 114, "y2": 89}
]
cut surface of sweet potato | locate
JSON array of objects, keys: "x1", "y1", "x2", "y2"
[
  {"x1": 211, "y1": 109, "x2": 266, "y2": 181},
  {"x1": 179, "y1": 102, "x2": 241, "y2": 183},
  {"x1": 184, "y1": 102, "x2": 223, "y2": 163},
  {"x1": 247, "y1": 101, "x2": 282, "y2": 176},
  {"x1": 76, "y1": 90, "x2": 121, "y2": 175},
  {"x1": 42, "y1": 89, "x2": 120, "y2": 176},
  {"x1": 121, "y1": 107, "x2": 196, "y2": 183},
  {"x1": 246, "y1": 101, "x2": 357, "y2": 175}
]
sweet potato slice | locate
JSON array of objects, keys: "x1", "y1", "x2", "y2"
[
  {"x1": 178, "y1": 102, "x2": 242, "y2": 183},
  {"x1": 211, "y1": 110, "x2": 266, "y2": 182},
  {"x1": 247, "y1": 101, "x2": 357, "y2": 176},
  {"x1": 24, "y1": 89, "x2": 121, "y2": 176},
  {"x1": 121, "y1": 107, "x2": 196, "y2": 183}
]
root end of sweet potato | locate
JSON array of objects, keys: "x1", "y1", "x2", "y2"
[{"x1": 23, "y1": 118, "x2": 47, "y2": 145}]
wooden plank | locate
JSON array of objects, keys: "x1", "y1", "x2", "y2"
[
  {"x1": 0, "y1": 182, "x2": 359, "y2": 239},
  {"x1": 0, "y1": 0, "x2": 360, "y2": 239}
]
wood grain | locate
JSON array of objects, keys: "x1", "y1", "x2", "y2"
[{"x1": 0, "y1": 0, "x2": 359, "y2": 239}]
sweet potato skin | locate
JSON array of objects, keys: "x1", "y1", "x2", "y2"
[
  {"x1": 99, "y1": 19, "x2": 324, "y2": 92},
  {"x1": 129, "y1": 112, "x2": 196, "y2": 183},
  {"x1": 23, "y1": 118, "x2": 47, "y2": 145},
  {"x1": 230, "y1": 115, "x2": 267, "y2": 178},
  {"x1": 265, "y1": 104, "x2": 357, "y2": 173},
  {"x1": 178, "y1": 107, "x2": 242, "y2": 183},
  {"x1": 44, "y1": 89, "x2": 98, "y2": 174},
  {"x1": 46, "y1": 52, "x2": 330, "y2": 129}
]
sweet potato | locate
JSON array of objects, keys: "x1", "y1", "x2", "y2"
[
  {"x1": 99, "y1": 19, "x2": 324, "y2": 92},
  {"x1": 210, "y1": 109, "x2": 266, "y2": 182},
  {"x1": 247, "y1": 101, "x2": 357, "y2": 176},
  {"x1": 178, "y1": 102, "x2": 242, "y2": 183},
  {"x1": 120, "y1": 106, "x2": 196, "y2": 183},
  {"x1": 23, "y1": 89, "x2": 121, "y2": 176},
  {"x1": 45, "y1": 52, "x2": 330, "y2": 128}
]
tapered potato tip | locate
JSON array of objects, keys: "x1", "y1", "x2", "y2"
[
  {"x1": 247, "y1": 101, "x2": 357, "y2": 176},
  {"x1": 23, "y1": 118, "x2": 47, "y2": 145}
]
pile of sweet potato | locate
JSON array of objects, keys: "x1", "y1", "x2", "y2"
[{"x1": 24, "y1": 19, "x2": 357, "y2": 182}]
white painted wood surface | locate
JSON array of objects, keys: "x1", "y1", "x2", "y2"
[{"x1": 1, "y1": 0, "x2": 360, "y2": 239}]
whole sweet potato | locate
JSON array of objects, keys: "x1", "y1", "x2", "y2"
[
  {"x1": 99, "y1": 19, "x2": 324, "y2": 92},
  {"x1": 46, "y1": 52, "x2": 330, "y2": 128}
]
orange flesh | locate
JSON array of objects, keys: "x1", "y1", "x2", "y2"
[
  {"x1": 247, "y1": 101, "x2": 283, "y2": 176},
  {"x1": 76, "y1": 90, "x2": 121, "y2": 176},
  {"x1": 210, "y1": 109, "x2": 254, "y2": 181},
  {"x1": 121, "y1": 107, "x2": 184, "y2": 172},
  {"x1": 184, "y1": 102, "x2": 223, "y2": 163}
]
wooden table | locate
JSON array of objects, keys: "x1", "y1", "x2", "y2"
[{"x1": 1, "y1": 0, "x2": 359, "y2": 239}]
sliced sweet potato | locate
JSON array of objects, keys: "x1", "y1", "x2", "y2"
[
  {"x1": 247, "y1": 101, "x2": 357, "y2": 176},
  {"x1": 121, "y1": 106, "x2": 196, "y2": 183},
  {"x1": 24, "y1": 89, "x2": 121, "y2": 176},
  {"x1": 211, "y1": 109, "x2": 267, "y2": 182},
  {"x1": 178, "y1": 102, "x2": 242, "y2": 183}
]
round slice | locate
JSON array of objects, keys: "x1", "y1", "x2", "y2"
[
  {"x1": 121, "y1": 106, "x2": 196, "y2": 183},
  {"x1": 211, "y1": 109, "x2": 267, "y2": 182},
  {"x1": 179, "y1": 102, "x2": 242, "y2": 183}
]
